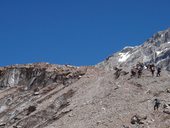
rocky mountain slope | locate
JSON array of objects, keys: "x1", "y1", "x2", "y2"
[
  {"x1": 0, "y1": 63, "x2": 87, "y2": 128},
  {"x1": 0, "y1": 28, "x2": 170, "y2": 128},
  {"x1": 97, "y1": 28, "x2": 170, "y2": 71}
]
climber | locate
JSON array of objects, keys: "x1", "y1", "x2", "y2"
[
  {"x1": 137, "y1": 62, "x2": 144, "y2": 70},
  {"x1": 114, "y1": 67, "x2": 122, "y2": 79},
  {"x1": 137, "y1": 68, "x2": 142, "y2": 78},
  {"x1": 150, "y1": 64, "x2": 155, "y2": 77},
  {"x1": 145, "y1": 63, "x2": 150, "y2": 70},
  {"x1": 130, "y1": 67, "x2": 137, "y2": 78},
  {"x1": 137, "y1": 63, "x2": 143, "y2": 78},
  {"x1": 156, "y1": 67, "x2": 161, "y2": 77},
  {"x1": 154, "y1": 98, "x2": 161, "y2": 110}
]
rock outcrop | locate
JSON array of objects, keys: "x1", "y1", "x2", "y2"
[
  {"x1": 0, "y1": 63, "x2": 86, "y2": 89},
  {"x1": 0, "y1": 63, "x2": 87, "y2": 128}
]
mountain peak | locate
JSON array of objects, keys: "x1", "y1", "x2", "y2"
[
  {"x1": 97, "y1": 28, "x2": 170, "y2": 71},
  {"x1": 145, "y1": 28, "x2": 170, "y2": 45}
]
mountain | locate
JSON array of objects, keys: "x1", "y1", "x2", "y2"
[
  {"x1": 0, "y1": 28, "x2": 170, "y2": 128},
  {"x1": 97, "y1": 28, "x2": 170, "y2": 71}
]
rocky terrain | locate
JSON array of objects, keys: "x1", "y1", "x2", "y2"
[
  {"x1": 97, "y1": 28, "x2": 170, "y2": 71},
  {"x1": 0, "y1": 63, "x2": 87, "y2": 128},
  {"x1": 0, "y1": 28, "x2": 170, "y2": 128}
]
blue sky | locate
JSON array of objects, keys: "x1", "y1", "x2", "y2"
[{"x1": 0, "y1": 0, "x2": 170, "y2": 66}]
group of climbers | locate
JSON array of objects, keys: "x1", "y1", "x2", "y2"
[
  {"x1": 146, "y1": 63, "x2": 161, "y2": 77},
  {"x1": 114, "y1": 62, "x2": 164, "y2": 112},
  {"x1": 130, "y1": 62, "x2": 144, "y2": 78},
  {"x1": 130, "y1": 62, "x2": 162, "y2": 78}
]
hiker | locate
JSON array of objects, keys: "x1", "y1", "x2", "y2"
[
  {"x1": 156, "y1": 67, "x2": 161, "y2": 77},
  {"x1": 130, "y1": 67, "x2": 137, "y2": 78},
  {"x1": 137, "y1": 67, "x2": 142, "y2": 78},
  {"x1": 138, "y1": 62, "x2": 144, "y2": 70},
  {"x1": 114, "y1": 67, "x2": 122, "y2": 79},
  {"x1": 146, "y1": 63, "x2": 151, "y2": 70},
  {"x1": 150, "y1": 64, "x2": 155, "y2": 77},
  {"x1": 154, "y1": 99, "x2": 161, "y2": 110},
  {"x1": 137, "y1": 63, "x2": 143, "y2": 78}
]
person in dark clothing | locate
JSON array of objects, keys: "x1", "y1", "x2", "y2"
[
  {"x1": 156, "y1": 67, "x2": 161, "y2": 77},
  {"x1": 137, "y1": 67, "x2": 142, "y2": 78},
  {"x1": 154, "y1": 99, "x2": 161, "y2": 110},
  {"x1": 150, "y1": 64, "x2": 155, "y2": 77},
  {"x1": 131, "y1": 67, "x2": 137, "y2": 78},
  {"x1": 114, "y1": 67, "x2": 122, "y2": 79},
  {"x1": 147, "y1": 64, "x2": 151, "y2": 70},
  {"x1": 137, "y1": 63, "x2": 143, "y2": 78},
  {"x1": 146, "y1": 64, "x2": 149, "y2": 70}
]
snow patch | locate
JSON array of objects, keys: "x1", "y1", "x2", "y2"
[
  {"x1": 118, "y1": 52, "x2": 131, "y2": 62},
  {"x1": 156, "y1": 51, "x2": 162, "y2": 56},
  {"x1": 123, "y1": 46, "x2": 134, "y2": 49}
]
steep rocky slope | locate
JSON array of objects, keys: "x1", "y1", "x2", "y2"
[
  {"x1": 1, "y1": 63, "x2": 170, "y2": 128},
  {"x1": 44, "y1": 68, "x2": 170, "y2": 128},
  {"x1": 0, "y1": 63, "x2": 87, "y2": 128}
]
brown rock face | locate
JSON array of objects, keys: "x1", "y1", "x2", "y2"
[
  {"x1": 0, "y1": 63, "x2": 86, "y2": 89},
  {"x1": 0, "y1": 63, "x2": 87, "y2": 128}
]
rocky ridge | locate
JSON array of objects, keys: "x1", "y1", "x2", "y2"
[{"x1": 97, "y1": 28, "x2": 170, "y2": 71}]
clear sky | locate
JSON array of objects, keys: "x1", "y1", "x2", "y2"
[{"x1": 0, "y1": 0, "x2": 170, "y2": 66}]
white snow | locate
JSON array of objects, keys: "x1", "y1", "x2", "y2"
[
  {"x1": 156, "y1": 51, "x2": 162, "y2": 56},
  {"x1": 118, "y1": 52, "x2": 131, "y2": 62},
  {"x1": 167, "y1": 42, "x2": 170, "y2": 44},
  {"x1": 123, "y1": 46, "x2": 134, "y2": 49}
]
